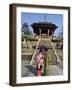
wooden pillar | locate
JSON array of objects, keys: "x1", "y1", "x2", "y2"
[
  {"x1": 51, "y1": 31, "x2": 53, "y2": 36},
  {"x1": 47, "y1": 29, "x2": 49, "y2": 38},
  {"x1": 39, "y1": 28, "x2": 41, "y2": 38},
  {"x1": 50, "y1": 30, "x2": 53, "y2": 39}
]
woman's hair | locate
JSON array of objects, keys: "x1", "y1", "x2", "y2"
[{"x1": 39, "y1": 49, "x2": 43, "y2": 53}]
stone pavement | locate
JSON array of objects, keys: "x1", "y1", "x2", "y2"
[{"x1": 21, "y1": 60, "x2": 37, "y2": 77}]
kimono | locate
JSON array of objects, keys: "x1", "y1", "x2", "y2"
[{"x1": 36, "y1": 53, "x2": 44, "y2": 76}]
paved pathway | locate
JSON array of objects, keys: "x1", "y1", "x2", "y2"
[{"x1": 21, "y1": 60, "x2": 37, "y2": 77}]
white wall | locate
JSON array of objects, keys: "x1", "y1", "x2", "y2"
[{"x1": 0, "y1": 0, "x2": 72, "y2": 90}]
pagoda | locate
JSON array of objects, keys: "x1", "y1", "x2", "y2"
[{"x1": 31, "y1": 22, "x2": 57, "y2": 38}]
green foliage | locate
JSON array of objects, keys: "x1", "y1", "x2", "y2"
[
  {"x1": 21, "y1": 23, "x2": 32, "y2": 35},
  {"x1": 27, "y1": 38, "x2": 38, "y2": 41},
  {"x1": 51, "y1": 39, "x2": 62, "y2": 42},
  {"x1": 22, "y1": 55, "x2": 32, "y2": 61}
]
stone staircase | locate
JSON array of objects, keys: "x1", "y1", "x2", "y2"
[
  {"x1": 38, "y1": 39, "x2": 57, "y2": 65},
  {"x1": 30, "y1": 39, "x2": 58, "y2": 65}
]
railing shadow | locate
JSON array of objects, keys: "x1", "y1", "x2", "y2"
[{"x1": 25, "y1": 65, "x2": 37, "y2": 76}]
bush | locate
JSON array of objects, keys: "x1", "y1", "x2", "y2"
[
  {"x1": 27, "y1": 38, "x2": 38, "y2": 41},
  {"x1": 51, "y1": 39, "x2": 62, "y2": 42}
]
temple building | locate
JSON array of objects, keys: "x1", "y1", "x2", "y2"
[{"x1": 31, "y1": 22, "x2": 57, "y2": 38}]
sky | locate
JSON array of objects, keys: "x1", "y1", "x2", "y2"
[{"x1": 21, "y1": 12, "x2": 63, "y2": 36}]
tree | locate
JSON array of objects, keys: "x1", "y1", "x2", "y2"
[
  {"x1": 21, "y1": 23, "x2": 32, "y2": 35},
  {"x1": 58, "y1": 26, "x2": 63, "y2": 38}
]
